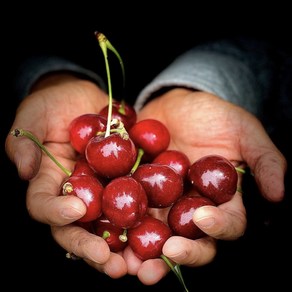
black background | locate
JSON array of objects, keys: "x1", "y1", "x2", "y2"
[{"x1": 2, "y1": 4, "x2": 292, "y2": 291}]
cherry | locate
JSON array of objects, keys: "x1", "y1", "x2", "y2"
[
  {"x1": 152, "y1": 149, "x2": 191, "y2": 180},
  {"x1": 102, "y1": 175, "x2": 148, "y2": 229},
  {"x1": 85, "y1": 132, "x2": 137, "y2": 179},
  {"x1": 99, "y1": 100, "x2": 137, "y2": 131},
  {"x1": 188, "y1": 154, "x2": 238, "y2": 205},
  {"x1": 93, "y1": 215, "x2": 128, "y2": 252},
  {"x1": 132, "y1": 163, "x2": 184, "y2": 208},
  {"x1": 69, "y1": 113, "x2": 107, "y2": 154},
  {"x1": 75, "y1": 220, "x2": 95, "y2": 233},
  {"x1": 72, "y1": 157, "x2": 109, "y2": 186},
  {"x1": 71, "y1": 157, "x2": 97, "y2": 177},
  {"x1": 129, "y1": 119, "x2": 171, "y2": 160},
  {"x1": 127, "y1": 214, "x2": 190, "y2": 291},
  {"x1": 127, "y1": 215, "x2": 172, "y2": 261},
  {"x1": 62, "y1": 175, "x2": 104, "y2": 222},
  {"x1": 168, "y1": 190, "x2": 216, "y2": 239}
]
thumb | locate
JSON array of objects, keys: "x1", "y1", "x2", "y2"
[
  {"x1": 5, "y1": 128, "x2": 42, "y2": 180},
  {"x1": 5, "y1": 99, "x2": 48, "y2": 180}
]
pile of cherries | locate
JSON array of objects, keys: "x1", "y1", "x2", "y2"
[
  {"x1": 11, "y1": 100, "x2": 239, "y2": 292},
  {"x1": 65, "y1": 99, "x2": 239, "y2": 259}
]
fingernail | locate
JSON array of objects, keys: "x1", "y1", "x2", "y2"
[
  {"x1": 61, "y1": 208, "x2": 84, "y2": 220},
  {"x1": 195, "y1": 216, "x2": 215, "y2": 228},
  {"x1": 193, "y1": 208, "x2": 215, "y2": 228}
]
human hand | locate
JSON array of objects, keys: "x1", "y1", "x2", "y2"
[
  {"x1": 123, "y1": 88, "x2": 287, "y2": 285},
  {"x1": 6, "y1": 81, "x2": 287, "y2": 284},
  {"x1": 5, "y1": 74, "x2": 128, "y2": 278}
]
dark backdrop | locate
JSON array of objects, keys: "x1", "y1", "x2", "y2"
[{"x1": 2, "y1": 4, "x2": 291, "y2": 291}]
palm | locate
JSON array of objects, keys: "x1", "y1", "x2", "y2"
[
  {"x1": 138, "y1": 89, "x2": 257, "y2": 165},
  {"x1": 137, "y1": 88, "x2": 286, "y2": 203},
  {"x1": 19, "y1": 78, "x2": 108, "y2": 144},
  {"x1": 6, "y1": 77, "x2": 109, "y2": 178}
]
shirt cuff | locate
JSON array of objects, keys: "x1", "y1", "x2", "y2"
[{"x1": 14, "y1": 55, "x2": 106, "y2": 100}]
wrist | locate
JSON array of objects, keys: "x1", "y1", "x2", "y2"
[{"x1": 141, "y1": 87, "x2": 197, "y2": 108}]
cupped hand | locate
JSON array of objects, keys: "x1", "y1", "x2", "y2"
[
  {"x1": 5, "y1": 75, "x2": 128, "y2": 278},
  {"x1": 124, "y1": 88, "x2": 287, "y2": 285},
  {"x1": 6, "y1": 82, "x2": 287, "y2": 284}
]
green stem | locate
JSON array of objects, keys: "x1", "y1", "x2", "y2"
[
  {"x1": 66, "y1": 252, "x2": 81, "y2": 260},
  {"x1": 95, "y1": 32, "x2": 126, "y2": 138},
  {"x1": 118, "y1": 229, "x2": 128, "y2": 242},
  {"x1": 130, "y1": 148, "x2": 144, "y2": 175},
  {"x1": 118, "y1": 100, "x2": 126, "y2": 115},
  {"x1": 161, "y1": 254, "x2": 189, "y2": 292},
  {"x1": 96, "y1": 32, "x2": 113, "y2": 138},
  {"x1": 10, "y1": 128, "x2": 71, "y2": 177},
  {"x1": 95, "y1": 32, "x2": 125, "y2": 88},
  {"x1": 102, "y1": 230, "x2": 111, "y2": 240},
  {"x1": 235, "y1": 167, "x2": 245, "y2": 174},
  {"x1": 237, "y1": 186, "x2": 243, "y2": 193}
]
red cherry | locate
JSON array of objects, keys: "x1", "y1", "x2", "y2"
[
  {"x1": 72, "y1": 157, "x2": 109, "y2": 186},
  {"x1": 102, "y1": 176, "x2": 148, "y2": 229},
  {"x1": 129, "y1": 119, "x2": 170, "y2": 160},
  {"x1": 99, "y1": 100, "x2": 137, "y2": 131},
  {"x1": 85, "y1": 133, "x2": 137, "y2": 179},
  {"x1": 71, "y1": 157, "x2": 97, "y2": 177},
  {"x1": 127, "y1": 215, "x2": 172, "y2": 261},
  {"x1": 188, "y1": 154, "x2": 238, "y2": 205},
  {"x1": 62, "y1": 175, "x2": 103, "y2": 222},
  {"x1": 93, "y1": 216, "x2": 128, "y2": 252},
  {"x1": 69, "y1": 113, "x2": 107, "y2": 154},
  {"x1": 75, "y1": 220, "x2": 95, "y2": 233},
  {"x1": 168, "y1": 190, "x2": 216, "y2": 239},
  {"x1": 152, "y1": 150, "x2": 191, "y2": 180},
  {"x1": 132, "y1": 163, "x2": 184, "y2": 208}
]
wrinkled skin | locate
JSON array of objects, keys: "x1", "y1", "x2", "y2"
[{"x1": 5, "y1": 75, "x2": 286, "y2": 285}]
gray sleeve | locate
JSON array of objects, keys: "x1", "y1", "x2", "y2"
[
  {"x1": 134, "y1": 38, "x2": 278, "y2": 117},
  {"x1": 14, "y1": 55, "x2": 106, "y2": 100}
]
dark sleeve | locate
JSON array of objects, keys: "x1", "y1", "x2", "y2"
[
  {"x1": 135, "y1": 37, "x2": 291, "y2": 121},
  {"x1": 13, "y1": 54, "x2": 106, "y2": 100}
]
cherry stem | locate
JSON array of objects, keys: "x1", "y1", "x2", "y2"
[
  {"x1": 10, "y1": 128, "x2": 72, "y2": 177},
  {"x1": 66, "y1": 252, "x2": 81, "y2": 260},
  {"x1": 118, "y1": 229, "x2": 128, "y2": 242},
  {"x1": 118, "y1": 100, "x2": 126, "y2": 115},
  {"x1": 95, "y1": 32, "x2": 125, "y2": 138},
  {"x1": 237, "y1": 186, "x2": 243, "y2": 193},
  {"x1": 102, "y1": 230, "x2": 111, "y2": 240},
  {"x1": 235, "y1": 167, "x2": 245, "y2": 174},
  {"x1": 161, "y1": 254, "x2": 189, "y2": 292},
  {"x1": 130, "y1": 148, "x2": 145, "y2": 174},
  {"x1": 96, "y1": 32, "x2": 113, "y2": 138},
  {"x1": 95, "y1": 31, "x2": 125, "y2": 87}
]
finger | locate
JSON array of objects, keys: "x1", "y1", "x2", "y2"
[
  {"x1": 137, "y1": 258, "x2": 169, "y2": 285},
  {"x1": 27, "y1": 169, "x2": 86, "y2": 225},
  {"x1": 122, "y1": 245, "x2": 143, "y2": 275},
  {"x1": 84, "y1": 253, "x2": 128, "y2": 279},
  {"x1": 240, "y1": 116, "x2": 287, "y2": 202},
  {"x1": 51, "y1": 224, "x2": 111, "y2": 265},
  {"x1": 123, "y1": 245, "x2": 169, "y2": 284},
  {"x1": 5, "y1": 133, "x2": 42, "y2": 180},
  {"x1": 250, "y1": 150, "x2": 286, "y2": 202},
  {"x1": 193, "y1": 192, "x2": 247, "y2": 240},
  {"x1": 5, "y1": 99, "x2": 48, "y2": 180},
  {"x1": 162, "y1": 236, "x2": 217, "y2": 266}
]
